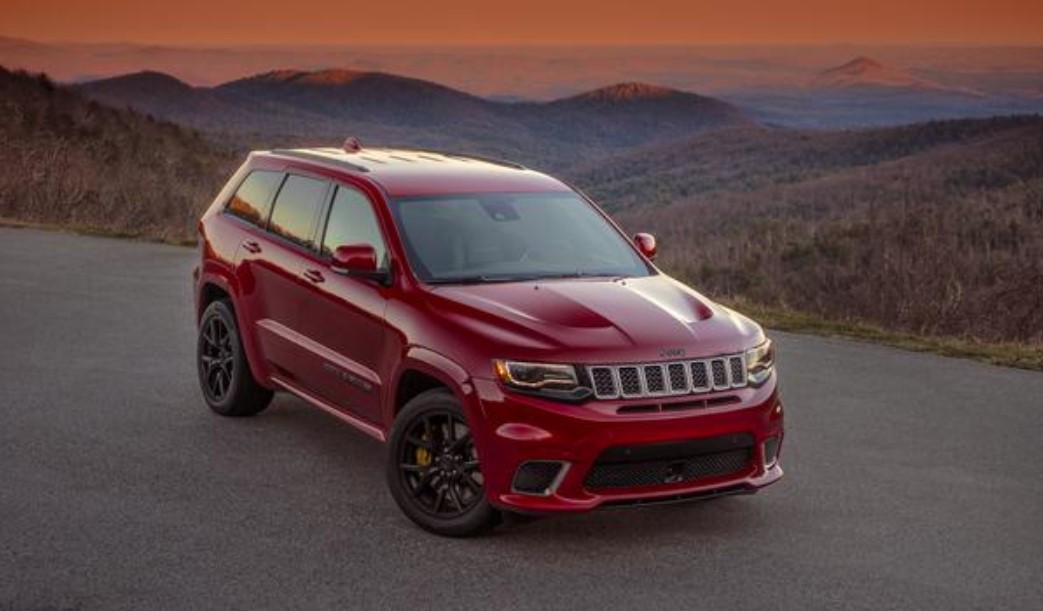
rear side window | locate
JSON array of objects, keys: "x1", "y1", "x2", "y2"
[
  {"x1": 226, "y1": 170, "x2": 282, "y2": 226},
  {"x1": 268, "y1": 175, "x2": 329, "y2": 248},
  {"x1": 321, "y1": 185, "x2": 389, "y2": 269}
]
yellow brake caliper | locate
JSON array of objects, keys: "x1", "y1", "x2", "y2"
[{"x1": 416, "y1": 433, "x2": 432, "y2": 468}]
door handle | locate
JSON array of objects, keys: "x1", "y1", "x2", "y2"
[
  {"x1": 303, "y1": 269, "x2": 325, "y2": 284},
  {"x1": 241, "y1": 240, "x2": 262, "y2": 254}
]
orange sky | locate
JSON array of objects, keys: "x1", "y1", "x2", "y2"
[{"x1": 3, "y1": 0, "x2": 1042, "y2": 46}]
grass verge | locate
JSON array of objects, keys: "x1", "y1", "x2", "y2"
[{"x1": 725, "y1": 299, "x2": 1043, "y2": 372}]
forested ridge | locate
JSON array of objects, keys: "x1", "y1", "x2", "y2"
[
  {"x1": 0, "y1": 67, "x2": 237, "y2": 241},
  {"x1": 572, "y1": 118, "x2": 1043, "y2": 342}
]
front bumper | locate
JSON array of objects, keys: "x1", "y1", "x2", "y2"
[{"x1": 468, "y1": 377, "x2": 784, "y2": 513}]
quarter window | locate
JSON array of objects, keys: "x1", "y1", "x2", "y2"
[
  {"x1": 268, "y1": 175, "x2": 329, "y2": 248},
  {"x1": 226, "y1": 170, "x2": 282, "y2": 227},
  {"x1": 322, "y1": 185, "x2": 389, "y2": 269}
]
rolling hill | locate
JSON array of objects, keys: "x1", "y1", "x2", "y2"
[
  {"x1": 570, "y1": 116, "x2": 1043, "y2": 342},
  {"x1": 809, "y1": 56, "x2": 962, "y2": 93},
  {"x1": 0, "y1": 66, "x2": 236, "y2": 241},
  {"x1": 76, "y1": 69, "x2": 751, "y2": 164}
]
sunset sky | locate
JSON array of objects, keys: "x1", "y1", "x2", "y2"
[{"x1": 3, "y1": 0, "x2": 1042, "y2": 46}]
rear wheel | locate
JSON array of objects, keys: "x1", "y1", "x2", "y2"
[
  {"x1": 197, "y1": 299, "x2": 273, "y2": 417},
  {"x1": 387, "y1": 389, "x2": 501, "y2": 536}
]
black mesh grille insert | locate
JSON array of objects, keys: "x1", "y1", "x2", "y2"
[
  {"x1": 643, "y1": 365, "x2": 665, "y2": 393},
  {"x1": 512, "y1": 461, "x2": 565, "y2": 494},
  {"x1": 729, "y1": 356, "x2": 746, "y2": 386},
  {"x1": 667, "y1": 363, "x2": 688, "y2": 392},
  {"x1": 584, "y1": 434, "x2": 754, "y2": 490},
  {"x1": 619, "y1": 367, "x2": 641, "y2": 395},
  {"x1": 690, "y1": 361, "x2": 709, "y2": 390},
  {"x1": 711, "y1": 359, "x2": 728, "y2": 387},
  {"x1": 590, "y1": 367, "x2": 616, "y2": 397}
]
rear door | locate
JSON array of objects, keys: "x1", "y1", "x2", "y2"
[
  {"x1": 292, "y1": 183, "x2": 392, "y2": 424},
  {"x1": 238, "y1": 173, "x2": 331, "y2": 381}
]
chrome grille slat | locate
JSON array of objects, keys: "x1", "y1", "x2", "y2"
[
  {"x1": 590, "y1": 366, "x2": 617, "y2": 398},
  {"x1": 643, "y1": 364, "x2": 667, "y2": 395},
  {"x1": 690, "y1": 360, "x2": 710, "y2": 392},
  {"x1": 587, "y1": 353, "x2": 749, "y2": 400},
  {"x1": 729, "y1": 356, "x2": 746, "y2": 388},
  {"x1": 618, "y1": 366, "x2": 642, "y2": 397},
  {"x1": 711, "y1": 358, "x2": 729, "y2": 390},
  {"x1": 667, "y1": 362, "x2": 689, "y2": 394}
]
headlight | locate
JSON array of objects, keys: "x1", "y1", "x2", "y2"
[
  {"x1": 493, "y1": 360, "x2": 592, "y2": 402},
  {"x1": 745, "y1": 339, "x2": 775, "y2": 386}
]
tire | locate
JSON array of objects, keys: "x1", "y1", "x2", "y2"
[
  {"x1": 197, "y1": 299, "x2": 273, "y2": 417},
  {"x1": 387, "y1": 389, "x2": 501, "y2": 537}
]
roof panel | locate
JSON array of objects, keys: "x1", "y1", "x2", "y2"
[{"x1": 265, "y1": 147, "x2": 569, "y2": 196}]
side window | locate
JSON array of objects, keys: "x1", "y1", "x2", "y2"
[
  {"x1": 322, "y1": 185, "x2": 389, "y2": 270},
  {"x1": 226, "y1": 170, "x2": 282, "y2": 227},
  {"x1": 268, "y1": 175, "x2": 329, "y2": 248}
]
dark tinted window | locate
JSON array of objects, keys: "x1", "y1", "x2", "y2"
[
  {"x1": 322, "y1": 186, "x2": 388, "y2": 269},
  {"x1": 226, "y1": 170, "x2": 282, "y2": 226},
  {"x1": 269, "y1": 175, "x2": 328, "y2": 248}
]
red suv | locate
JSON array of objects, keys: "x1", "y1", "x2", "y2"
[{"x1": 193, "y1": 142, "x2": 784, "y2": 536}]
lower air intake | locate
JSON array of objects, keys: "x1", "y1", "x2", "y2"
[
  {"x1": 512, "y1": 461, "x2": 566, "y2": 495},
  {"x1": 584, "y1": 434, "x2": 754, "y2": 491}
]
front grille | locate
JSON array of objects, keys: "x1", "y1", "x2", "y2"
[
  {"x1": 588, "y1": 353, "x2": 747, "y2": 400},
  {"x1": 585, "y1": 434, "x2": 755, "y2": 490}
]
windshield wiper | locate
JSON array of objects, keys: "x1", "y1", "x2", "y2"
[
  {"x1": 535, "y1": 271, "x2": 624, "y2": 280},
  {"x1": 427, "y1": 275, "x2": 534, "y2": 285}
]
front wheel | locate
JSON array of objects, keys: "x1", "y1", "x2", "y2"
[
  {"x1": 387, "y1": 389, "x2": 501, "y2": 536},
  {"x1": 197, "y1": 299, "x2": 273, "y2": 417}
]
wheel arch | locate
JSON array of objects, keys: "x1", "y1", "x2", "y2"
[
  {"x1": 195, "y1": 271, "x2": 238, "y2": 321},
  {"x1": 196, "y1": 270, "x2": 271, "y2": 390},
  {"x1": 388, "y1": 348, "x2": 477, "y2": 430}
]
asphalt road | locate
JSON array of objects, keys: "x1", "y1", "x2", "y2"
[{"x1": 1, "y1": 227, "x2": 1042, "y2": 611}]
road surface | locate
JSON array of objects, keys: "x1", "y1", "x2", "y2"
[{"x1": 1, "y1": 227, "x2": 1041, "y2": 610}]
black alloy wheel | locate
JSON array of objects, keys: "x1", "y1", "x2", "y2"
[
  {"x1": 199, "y1": 314, "x2": 234, "y2": 402},
  {"x1": 387, "y1": 389, "x2": 501, "y2": 536},
  {"x1": 197, "y1": 299, "x2": 273, "y2": 417},
  {"x1": 398, "y1": 409, "x2": 484, "y2": 517}
]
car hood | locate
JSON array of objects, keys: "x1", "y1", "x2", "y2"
[{"x1": 427, "y1": 274, "x2": 765, "y2": 362}]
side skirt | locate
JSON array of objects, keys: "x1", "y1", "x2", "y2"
[{"x1": 271, "y1": 376, "x2": 387, "y2": 442}]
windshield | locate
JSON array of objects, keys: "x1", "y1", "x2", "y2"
[{"x1": 391, "y1": 192, "x2": 653, "y2": 284}]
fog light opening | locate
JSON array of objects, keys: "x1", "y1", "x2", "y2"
[
  {"x1": 511, "y1": 461, "x2": 570, "y2": 496},
  {"x1": 763, "y1": 436, "x2": 781, "y2": 469}
]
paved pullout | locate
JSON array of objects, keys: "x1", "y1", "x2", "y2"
[{"x1": 1, "y1": 227, "x2": 1041, "y2": 611}]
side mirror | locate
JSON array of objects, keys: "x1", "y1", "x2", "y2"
[
  {"x1": 331, "y1": 244, "x2": 390, "y2": 285},
  {"x1": 633, "y1": 233, "x2": 657, "y2": 260}
]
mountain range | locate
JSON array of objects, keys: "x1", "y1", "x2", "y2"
[{"x1": 77, "y1": 69, "x2": 750, "y2": 164}]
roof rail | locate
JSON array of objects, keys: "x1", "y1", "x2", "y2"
[
  {"x1": 398, "y1": 147, "x2": 527, "y2": 171},
  {"x1": 270, "y1": 149, "x2": 370, "y2": 173}
]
